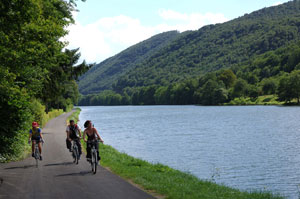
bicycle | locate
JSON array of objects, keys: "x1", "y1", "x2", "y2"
[
  {"x1": 30, "y1": 140, "x2": 43, "y2": 168},
  {"x1": 87, "y1": 140, "x2": 100, "y2": 174},
  {"x1": 72, "y1": 139, "x2": 80, "y2": 164}
]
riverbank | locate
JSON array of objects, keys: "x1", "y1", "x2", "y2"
[
  {"x1": 225, "y1": 95, "x2": 286, "y2": 105},
  {"x1": 71, "y1": 108, "x2": 283, "y2": 199},
  {"x1": 226, "y1": 95, "x2": 282, "y2": 105}
]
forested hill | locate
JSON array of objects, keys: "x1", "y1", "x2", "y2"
[
  {"x1": 113, "y1": 0, "x2": 300, "y2": 90},
  {"x1": 78, "y1": 31, "x2": 180, "y2": 94},
  {"x1": 78, "y1": 0, "x2": 300, "y2": 106}
]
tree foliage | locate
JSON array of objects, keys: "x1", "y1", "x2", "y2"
[{"x1": 0, "y1": 0, "x2": 89, "y2": 159}]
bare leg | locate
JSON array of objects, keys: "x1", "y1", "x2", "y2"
[
  {"x1": 32, "y1": 141, "x2": 35, "y2": 153},
  {"x1": 38, "y1": 142, "x2": 42, "y2": 154}
]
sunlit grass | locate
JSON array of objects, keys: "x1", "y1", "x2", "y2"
[
  {"x1": 98, "y1": 144, "x2": 283, "y2": 199},
  {"x1": 226, "y1": 95, "x2": 284, "y2": 105}
]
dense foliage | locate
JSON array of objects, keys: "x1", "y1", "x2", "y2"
[
  {"x1": 0, "y1": 0, "x2": 89, "y2": 160},
  {"x1": 78, "y1": 31, "x2": 180, "y2": 94},
  {"x1": 78, "y1": 0, "x2": 300, "y2": 106},
  {"x1": 78, "y1": 40, "x2": 300, "y2": 106},
  {"x1": 113, "y1": 0, "x2": 300, "y2": 90}
]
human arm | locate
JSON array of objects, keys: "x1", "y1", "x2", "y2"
[
  {"x1": 83, "y1": 130, "x2": 87, "y2": 142},
  {"x1": 67, "y1": 131, "x2": 71, "y2": 141},
  {"x1": 39, "y1": 129, "x2": 43, "y2": 139},
  {"x1": 78, "y1": 126, "x2": 82, "y2": 138},
  {"x1": 38, "y1": 128, "x2": 45, "y2": 143},
  {"x1": 28, "y1": 130, "x2": 32, "y2": 143},
  {"x1": 94, "y1": 128, "x2": 104, "y2": 143},
  {"x1": 66, "y1": 126, "x2": 71, "y2": 141}
]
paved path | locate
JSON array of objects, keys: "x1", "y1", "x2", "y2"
[{"x1": 0, "y1": 111, "x2": 155, "y2": 199}]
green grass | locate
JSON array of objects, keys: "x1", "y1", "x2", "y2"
[
  {"x1": 67, "y1": 108, "x2": 284, "y2": 199},
  {"x1": 99, "y1": 145, "x2": 283, "y2": 199},
  {"x1": 67, "y1": 107, "x2": 81, "y2": 123},
  {"x1": 226, "y1": 95, "x2": 284, "y2": 105}
]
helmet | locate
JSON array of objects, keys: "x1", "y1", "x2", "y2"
[{"x1": 32, "y1": 122, "x2": 39, "y2": 127}]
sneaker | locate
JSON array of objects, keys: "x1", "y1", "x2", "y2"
[
  {"x1": 69, "y1": 149, "x2": 73, "y2": 152},
  {"x1": 39, "y1": 156, "x2": 42, "y2": 161},
  {"x1": 86, "y1": 158, "x2": 91, "y2": 163},
  {"x1": 31, "y1": 153, "x2": 34, "y2": 157}
]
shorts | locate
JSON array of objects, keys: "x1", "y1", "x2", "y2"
[{"x1": 32, "y1": 136, "x2": 41, "y2": 142}]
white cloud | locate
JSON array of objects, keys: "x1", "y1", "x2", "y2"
[
  {"x1": 272, "y1": 1, "x2": 283, "y2": 6},
  {"x1": 158, "y1": 9, "x2": 228, "y2": 30},
  {"x1": 64, "y1": 10, "x2": 228, "y2": 64}
]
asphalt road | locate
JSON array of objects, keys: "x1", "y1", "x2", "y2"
[{"x1": 0, "y1": 111, "x2": 155, "y2": 199}]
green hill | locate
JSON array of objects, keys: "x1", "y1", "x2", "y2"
[
  {"x1": 78, "y1": 0, "x2": 300, "y2": 106},
  {"x1": 78, "y1": 31, "x2": 180, "y2": 94},
  {"x1": 113, "y1": 0, "x2": 300, "y2": 90}
]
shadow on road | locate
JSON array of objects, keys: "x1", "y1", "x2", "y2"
[
  {"x1": 0, "y1": 178, "x2": 3, "y2": 186},
  {"x1": 55, "y1": 170, "x2": 92, "y2": 177},
  {"x1": 41, "y1": 132, "x2": 51, "y2": 135},
  {"x1": 44, "y1": 162, "x2": 74, "y2": 167},
  {"x1": 4, "y1": 165, "x2": 36, "y2": 170}
]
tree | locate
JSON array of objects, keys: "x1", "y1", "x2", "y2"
[
  {"x1": 232, "y1": 79, "x2": 248, "y2": 98},
  {"x1": 197, "y1": 80, "x2": 227, "y2": 105},
  {"x1": 289, "y1": 70, "x2": 300, "y2": 103},
  {"x1": 41, "y1": 48, "x2": 91, "y2": 111},
  {"x1": 261, "y1": 79, "x2": 277, "y2": 95},
  {"x1": 218, "y1": 69, "x2": 237, "y2": 88},
  {"x1": 0, "y1": 0, "x2": 87, "y2": 158},
  {"x1": 277, "y1": 74, "x2": 293, "y2": 103}
]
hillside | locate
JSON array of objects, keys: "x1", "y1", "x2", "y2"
[
  {"x1": 113, "y1": 0, "x2": 300, "y2": 90},
  {"x1": 78, "y1": 0, "x2": 300, "y2": 106},
  {"x1": 78, "y1": 31, "x2": 180, "y2": 94}
]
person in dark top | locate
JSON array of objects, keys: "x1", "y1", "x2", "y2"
[
  {"x1": 66, "y1": 120, "x2": 82, "y2": 158},
  {"x1": 83, "y1": 120, "x2": 104, "y2": 162}
]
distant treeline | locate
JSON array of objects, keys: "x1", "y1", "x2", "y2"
[{"x1": 78, "y1": 42, "x2": 300, "y2": 106}]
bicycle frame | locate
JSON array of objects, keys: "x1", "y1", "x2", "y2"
[
  {"x1": 72, "y1": 139, "x2": 79, "y2": 164},
  {"x1": 88, "y1": 140, "x2": 99, "y2": 174},
  {"x1": 33, "y1": 141, "x2": 40, "y2": 167}
]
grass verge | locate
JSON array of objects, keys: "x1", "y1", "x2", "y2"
[
  {"x1": 226, "y1": 95, "x2": 284, "y2": 105},
  {"x1": 69, "y1": 108, "x2": 283, "y2": 199}
]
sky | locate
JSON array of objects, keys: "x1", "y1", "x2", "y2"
[{"x1": 64, "y1": 0, "x2": 291, "y2": 64}]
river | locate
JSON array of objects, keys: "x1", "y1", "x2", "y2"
[{"x1": 78, "y1": 105, "x2": 300, "y2": 198}]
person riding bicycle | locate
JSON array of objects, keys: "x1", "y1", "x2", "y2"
[
  {"x1": 83, "y1": 120, "x2": 104, "y2": 162},
  {"x1": 66, "y1": 120, "x2": 82, "y2": 159},
  {"x1": 28, "y1": 122, "x2": 44, "y2": 160}
]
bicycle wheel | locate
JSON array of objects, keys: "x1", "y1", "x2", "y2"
[
  {"x1": 34, "y1": 147, "x2": 39, "y2": 168},
  {"x1": 73, "y1": 145, "x2": 79, "y2": 164},
  {"x1": 92, "y1": 149, "x2": 97, "y2": 174}
]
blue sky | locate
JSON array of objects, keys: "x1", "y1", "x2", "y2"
[{"x1": 65, "y1": 0, "x2": 290, "y2": 63}]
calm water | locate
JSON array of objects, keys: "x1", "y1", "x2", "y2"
[{"x1": 78, "y1": 105, "x2": 300, "y2": 198}]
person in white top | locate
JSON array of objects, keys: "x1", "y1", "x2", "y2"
[{"x1": 66, "y1": 120, "x2": 82, "y2": 158}]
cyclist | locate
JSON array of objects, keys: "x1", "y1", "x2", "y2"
[
  {"x1": 66, "y1": 120, "x2": 82, "y2": 159},
  {"x1": 28, "y1": 122, "x2": 44, "y2": 160},
  {"x1": 83, "y1": 120, "x2": 104, "y2": 162}
]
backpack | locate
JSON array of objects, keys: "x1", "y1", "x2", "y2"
[{"x1": 69, "y1": 124, "x2": 79, "y2": 138}]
